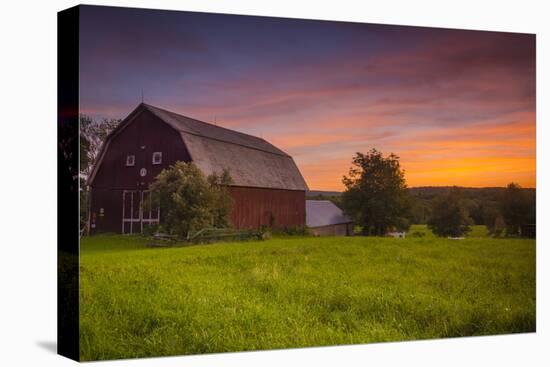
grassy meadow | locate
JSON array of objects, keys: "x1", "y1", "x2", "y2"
[{"x1": 79, "y1": 225, "x2": 535, "y2": 361}]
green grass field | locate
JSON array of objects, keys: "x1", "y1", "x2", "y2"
[{"x1": 79, "y1": 225, "x2": 535, "y2": 361}]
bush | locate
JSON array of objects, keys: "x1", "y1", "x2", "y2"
[
  {"x1": 148, "y1": 161, "x2": 233, "y2": 238},
  {"x1": 491, "y1": 216, "x2": 506, "y2": 237},
  {"x1": 428, "y1": 187, "x2": 473, "y2": 237}
]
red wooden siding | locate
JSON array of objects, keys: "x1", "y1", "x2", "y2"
[
  {"x1": 90, "y1": 188, "x2": 123, "y2": 233},
  {"x1": 91, "y1": 186, "x2": 305, "y2": 233},
  {"x1": 228, "y1": 186, "x2": 305, "y2": 229},
  {"x1": 92, "y1": 109, "x2": 191, "y2": 189}
]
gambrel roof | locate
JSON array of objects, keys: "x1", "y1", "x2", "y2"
[{"x1": 88, "y1": 103, "x2": 309, "y2": 191}]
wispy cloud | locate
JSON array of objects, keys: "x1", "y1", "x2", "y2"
[{"x1": 79, "y1": 7, "x2": 536, "y2": 190}]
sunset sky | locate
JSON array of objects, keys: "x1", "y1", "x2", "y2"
[{"x1": 79, "y1": 6, "x2": 536, "y2": 191}]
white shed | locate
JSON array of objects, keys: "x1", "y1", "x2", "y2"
[{"x1": 306, "y1": 200, "x2": 353, "y2": 236}]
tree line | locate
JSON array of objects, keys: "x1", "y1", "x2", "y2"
[
  {"x1": 309, "y1": 149, "x2": 536, "y2": 238},
  {"x1": 411, "y1": 184, "x2": 535, "y2": 237}
]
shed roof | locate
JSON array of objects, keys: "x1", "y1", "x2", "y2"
[
  {"x1": 306, "y1": 200, "x2": 352, "y2": 228},
  {"x1": 88, "y1": 103, "x2": 309, "y2": 191}
]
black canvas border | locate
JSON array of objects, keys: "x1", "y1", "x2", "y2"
[{"x1": 57, "y1": 5, "x2": 80, "y2": 362}]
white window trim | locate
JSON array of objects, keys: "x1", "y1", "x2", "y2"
[
  {"x1": 152, "y1": 151, "x2": 162, "y2": 165},
  {"x1": 126, "y1": 154, "x2": 135, "y2": 167}
]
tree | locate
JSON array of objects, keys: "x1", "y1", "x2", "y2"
[
  {"x1": 148, "y1": 161, "x2": 233, "y2": 237},
  {"x1": 79, "y1": 114, "x2": 121, "y2": 234},
  {"x1": 79, "y1": 114, "x2": 121, "y2": 178},
  {"x1": 341, "y1": 149, "x2": 411, "y2": 236},
  {"x1": 427, "y1": 187, "x2": 473, "y2": 237},
  {"x1": 206, "y1": 169, "x2": 234, "y2": 228},
  {"x1": 499, "y1": 182, "x2": 531, "y2": 236},
  {"x1": 491, "y1": 215, "x2": 506, "y2": 237},
  {"x1": 483, "y1": 205, "x2": 501, "y2": 234}
]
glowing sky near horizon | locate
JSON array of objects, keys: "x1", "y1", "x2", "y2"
[{"x1": 79, "y1": 6, "x2": 536, "y2": 190}]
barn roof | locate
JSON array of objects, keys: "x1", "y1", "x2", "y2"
[
  {"x1": 89, "y1": 103, "x2": 309, "y2": 191},
  {"x1": 306, "y1": 200, "x2": 352, "y2": 228},
  {"x1": 143, "y1": 104, "x2": 288, "y2": 156}
]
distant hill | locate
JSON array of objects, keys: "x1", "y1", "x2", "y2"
[
  {"x1": 308, "y1": 187, "x2": 535, "y2": 198},
  {"x1": 408, "y1": 186, "x2": 535, "y2": 199}
]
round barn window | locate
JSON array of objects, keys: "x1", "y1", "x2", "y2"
[{"x1": 140, "y1": 168, "x2": 147, "y2": 177}]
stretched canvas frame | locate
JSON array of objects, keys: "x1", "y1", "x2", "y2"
[{"x1": 58, "y1": 4, "x2": 536, "y2": 362}]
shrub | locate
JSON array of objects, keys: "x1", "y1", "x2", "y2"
[
  {"x1": 272, "y1": 225, "x2": 311, "y2": 236},
  {"x1": 491, "y1": 215, "x2": 506, "y2": 237},
  {"x1": 148, "y1": 161, "x2": 233, "y2": 238},
  {"x1": 428, "y1": 187, "x2": 473, "y2": 237}
]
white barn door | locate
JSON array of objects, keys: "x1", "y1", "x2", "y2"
[{"x1": 122, "y1": 190, "x2": 160, "y2": 234}]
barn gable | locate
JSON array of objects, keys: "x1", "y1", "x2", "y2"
[
  {"x1": 88, "y1": 108, "x2": 191, "y2": 189},
  {"x1": 89, "y1": 103, "x2": 308, "y2": 191}
]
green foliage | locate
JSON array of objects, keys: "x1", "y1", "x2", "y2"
[
  {"x1": 427, "y1": 187, "x2": 473, "y2": 237},
  {"x1": 491, "y1": 216, "x2": 506, "y2": 237},
  {"x1": 409, "y1": 196, "x2": 432, "y2": 224},
  {"x1": 79, "y1": 114, "x2": 121, "y2": 178},
  {"x1": 341, "y1": 149, "x2": 411, "y2": 235},
  {"x1": 79, "y1": 114, "x2": 121, "y2": 233},
  {"x1": 148, "y1": 161, "x2": 233, "y2": 237},
  {"x1": 409, "y1": 231, "x2": 425, "y2": 238},
  {"x1": 409, "y1": 184, "x2": 536, "y2": 235},
  {"x1": 272, "y1": 225, "x2": 311, "y2": 236},
  {"x1": 206, "y1": 169, "x2": 234, "y2": 229},
  {"x1": 80, "y1": 230, "x2": 535, "y2": 360},
  {"x1": 499, "y1": 183, "x2": 535, "y2": 236}
]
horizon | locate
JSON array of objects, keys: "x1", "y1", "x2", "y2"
[
  {"x1": 307, "y1": 185, "x2": 536, "y2": 193},
  {"x1": 79, "y1": 6, "x2": 536, "y2": 190}
]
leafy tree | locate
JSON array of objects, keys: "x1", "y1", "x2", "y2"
[
  {"x1": 79, "y1": 114, "x2": 121, "y2": 178},
  {"x1": 206, "y1": 169, "x2": 234, "y2": 228},
  {"x1": 428, "y1": 187, "x2": 473, "y2": 237},
  {"x1": 491, "y1": 215, "x2": 506, "y2": 237},
  {"x1": 341, "y1": 149, "x2": 411, "y2": 236},
  {"x1": 410, "y1": 195, "x2": 431, "y2": 224},
  {"x1": 483, "y1": 205, "x2": 501, "y2": 233},
  {"x1": 465, "y1": 199, "x2": 485, "y2": 225},
  {"x1": 79, "y1": 114, "x2": 121, "y2": 234},
  {"x1": 499, "y1": 183, "x2": 531, "y2": 236},
  {"x1": 148, "y1": 161, "x2": 233, "y2": 237}
]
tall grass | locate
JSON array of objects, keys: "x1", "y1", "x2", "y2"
[{"x1": 80, "y1": 226, "x2": 535, "y2": 361}]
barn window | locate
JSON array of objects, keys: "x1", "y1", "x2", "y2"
[
  {"x1": 152, "y1": 152, "x2": 162, "y2": 165},
  {"x1": 126, "y1": 155, "x2": 135, "y2": 167}
]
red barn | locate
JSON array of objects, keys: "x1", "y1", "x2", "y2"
[{"x1": 87, "y1": 103, "x2": 308, "y2": 234}]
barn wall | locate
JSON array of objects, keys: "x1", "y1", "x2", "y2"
[
  {"x1": 228, "y1": 186, "x2": 305, "y2": 229},
  {"x1": 310, "y1": 223, "x2": 352, "y2": 236},
  {"x1": 89, "y1": 188, "x2": 123, "y2": 233},
  {"x1": 91, "y1": 110, "x2": 191, "y2": 233},
  {"x1": 91, "y1": 186, "x2": 305, "y2": 233},
  {"x1": 92, "y1": 109, "x2": 191, "y2": 189}
]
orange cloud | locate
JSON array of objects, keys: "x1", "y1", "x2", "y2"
[{"x1": 290, "y1": 113, "x2": 535, "y2": 191}]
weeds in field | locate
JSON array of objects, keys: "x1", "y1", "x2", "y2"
[{"x1": 80, "y1": 225, "x2": 535, "y2": 360}]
